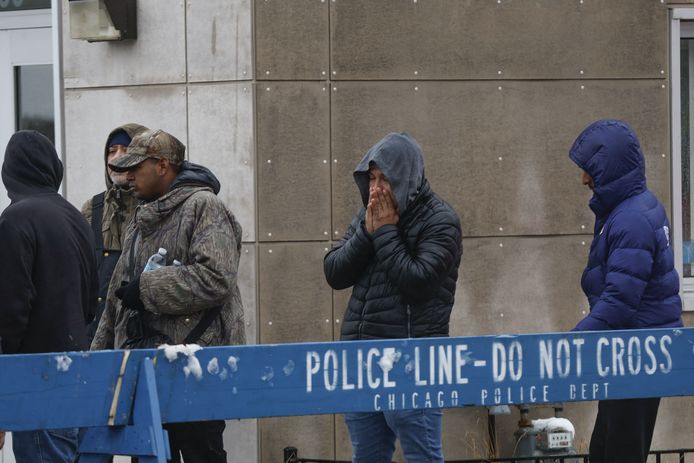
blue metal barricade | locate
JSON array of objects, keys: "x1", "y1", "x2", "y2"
[{"x1": 0, "y1": 328, "x2": 692, "y2": 461}]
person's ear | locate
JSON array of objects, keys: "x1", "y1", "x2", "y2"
[{"x1": 157, "y1": 158, "x2": 169, "y2": 176}]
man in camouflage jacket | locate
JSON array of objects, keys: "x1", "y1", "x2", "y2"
[
  {"x1": 91, "y1": 128, "x2": 245, "y2": 462},
  {"x1": 81, "y1": 123, "x2": 148, "y2": 342}
]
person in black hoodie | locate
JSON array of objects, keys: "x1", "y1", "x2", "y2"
[
  {"x1": 324, "y1": 132, "x2": 462, "y2": 463},
  {"x1": 0, "y1": 130, "x2": 97, "y2": 463}
]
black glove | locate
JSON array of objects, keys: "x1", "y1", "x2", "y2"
[{"x1": 115, "y1": 276, "x2": 145, "y2": 312}]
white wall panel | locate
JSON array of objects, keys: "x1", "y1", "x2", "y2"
[
  {"x1": 63, "y1": 85, "x2": 188, "y2": 209},
  {"x1": 239, "y1": 243, "x2": 257, "y2": 344},
  {"x1": 224, "y1": 419, "x2": 258, "y2": 463},
  {"x1": 187, "y1": 0, "x2": 253, "y2": 82},
  {"x1": 226, "y1": 215, "x2": 258, "y2": 463},
  {"x1": 187, "y1": 82, "x2": 255, "y2": 241},
  {"x1": 62, "y1": 0, "x2": 185, "y2": 88}
]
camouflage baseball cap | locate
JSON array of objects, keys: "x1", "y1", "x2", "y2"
[{"x1": 108, "y1": 128, "x2": 185, "y2": 172}]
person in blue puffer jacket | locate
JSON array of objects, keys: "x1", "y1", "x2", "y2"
[{"x1": 569, "y1": 119, "x2": 683, "y2": 463}]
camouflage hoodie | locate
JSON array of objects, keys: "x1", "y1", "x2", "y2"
[
  {"x1": 81, "y1": 123, "x2": 147, "y2": 250},
  {"x1": 90, "y1": 162, "x2": 246, "y2": 349}
]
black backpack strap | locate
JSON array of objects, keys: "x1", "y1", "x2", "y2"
[
  {"x1": 126, "y1": 227, "x2": 141, "y2": 280},
  {"x1": 91, "y1": 192, "x2": 106, "y2": 252},
  {"x1": 183, "y1": 305, "x2": 224, "y2": 344}
]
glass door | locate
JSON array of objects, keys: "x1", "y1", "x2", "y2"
[{"x1": 0, "y1": 7, "x2": 53, "y2": 212}]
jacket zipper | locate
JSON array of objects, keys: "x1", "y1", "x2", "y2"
[
  {"x1": 359, "y1": 264, "x2": 377, "y2": 340},
  {"x1": 407, "y1": 304, "x2": 412, "y2": 338}
]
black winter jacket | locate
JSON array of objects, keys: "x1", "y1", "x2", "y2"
[
  {"x1": 325, "y1": 133, "x2": 462, "y2": 340},
  {"x1": 0, "y1": 131, "x2": 97, "y2": 354}
]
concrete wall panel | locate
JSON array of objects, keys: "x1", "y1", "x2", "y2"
[
  {"x1": 651, "y1": 397, "x2": 694, "y2": 451},
  {"x1": 224, "y1": 419, "x2": 258, "y2": 462},
  {"x1": 331, "y1": 81, "x2": 669, "y2": 238},
  {"x1": 257, "y1": 82, "x2": 330, "y2": 241},
  {"x1": 239, "y1": 244, "x2": 257, "y2": 344},
  {"x1": 63, "y1": 86, "x2": 187, "y2": 210},
  {"x1": 188, "y1": 82, "x2": 255, "y2": 241},
  {"x1": 258, "y1": 243, "x2": 333, "y2": 343},
  {"x1": 226, "y1": 231, "x2": 255, "y2": 462},
  {"x1": 260, "y1": 415, "x2": 334, "y2": 463},
  {"x1": 186, "y1": 0, "x2": 253, "y2": 82},
  {"x1": 452, "y1": 236, "x2": 590, "y2": 337},
  {"x1": 332, "y1": 288, "x2": 351, "y2": 340},
  {"x1": 255, "y1": 0, "x2": 328, "y2": 80},
  {"x1": 62, "y1": 0, "x2": 186, "y2": 88},
  {"x1": 330, "y1": 0, "x2": 667, "y2": 80}
]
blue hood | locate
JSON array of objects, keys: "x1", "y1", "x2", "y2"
[
  {"x1": 569, "y1": 119, "x2": 646, "y2": 218},
  {"x1": 170, "y1": 161, "x2": 221, "y2": 194}
]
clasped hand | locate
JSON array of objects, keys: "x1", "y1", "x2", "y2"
[
  {"x1": 366, "y1": 186, "x2": 399, "y2": 233},
  {"x1": 115, "y1": 276, "x2": 144, "y2": 312}
]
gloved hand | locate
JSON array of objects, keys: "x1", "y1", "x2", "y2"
[{"x1": 115, "y1": 276, "x2": 144, "y2": 312}]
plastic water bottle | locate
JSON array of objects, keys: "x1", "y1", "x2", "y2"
[{"x1": 143, "y1": 248, "x2": 167, "y2": 272}]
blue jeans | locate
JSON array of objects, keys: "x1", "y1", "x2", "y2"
[
  {"x1": 12, "y1": 428, "x2": 79, "y2": 463},
  {"x1": 345, "y1": 409, "x2": 443, "y2": 463}
]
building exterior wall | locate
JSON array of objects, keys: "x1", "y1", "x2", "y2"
[
  {"x1": 60, "y1": 1, "x2": 694, "y2": 461},
  {"x1": 61, "y1": 0, "x2": 259, "y2": 461}
]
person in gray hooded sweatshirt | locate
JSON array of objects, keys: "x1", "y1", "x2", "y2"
[{"x1": 324, "y1": 132, "x2": 462, "y2": 463}]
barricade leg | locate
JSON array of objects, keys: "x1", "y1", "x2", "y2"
[
  {"x1": 283, "y1": 446, "x2": 298, "y2": 462},
  {"x1": 78, "y1": 357, "x2": 170, "y2": 462}
]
